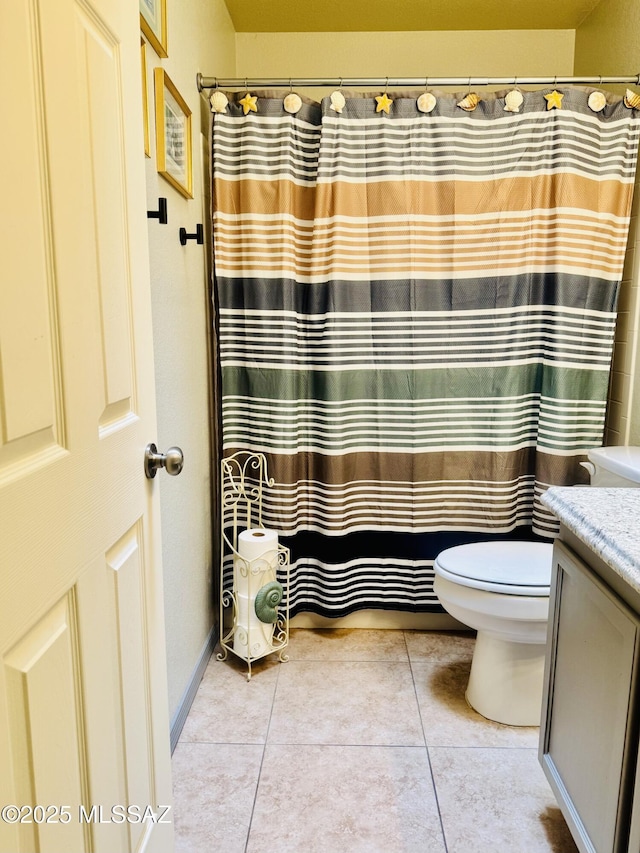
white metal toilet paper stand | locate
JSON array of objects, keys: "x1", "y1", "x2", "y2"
[{"x1": 217, "y1": 451, "x2": 290, "y2": 680}]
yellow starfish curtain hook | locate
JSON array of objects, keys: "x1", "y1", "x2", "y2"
[
  {"x1": 375, "y1": 79, "x2": 393, "y2": 114},
  {"x1": 544, "y1": 87, "x2": 564, "y2": 111},
  {"x1": 239, "y1": 80, "x2": 258, "y2": 115}
]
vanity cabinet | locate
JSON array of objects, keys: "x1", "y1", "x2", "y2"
[{"x1": 539, "y1": 540, "x2": 640, "y2": 853}]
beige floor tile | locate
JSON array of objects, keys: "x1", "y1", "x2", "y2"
[
  {"x1": 179, "y1": 650, "x2": 280, "y2": 744},
  {"x1": 288, "y1": 628, "x2": 409, "y2": 661},
  {"x1": 404, "y1": 630, "x2": 475, "y2": 663},
  {"x1": 267, "y1": 660, "x2": 424, "y2": 745},
  {"x1": 429, "y1": 747, "x2": 579, "y2": 853},
  {"x1": 413, "y1": 660, "x2": 539, "y2": 747},
  {"x1": 172, "y1": 742, "x2": 263, "y2": 853},
  {"x1": 247, "y1": 745, "x2": 446, "y2": 853}
]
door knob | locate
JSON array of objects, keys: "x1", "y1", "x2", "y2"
[{"x1": 144, "y1": 443, "x2": 184, "y2": 479}]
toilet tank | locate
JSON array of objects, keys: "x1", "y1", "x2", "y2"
[{"x1": 584, "y1": 446, "x2": 640, "y2": 487}]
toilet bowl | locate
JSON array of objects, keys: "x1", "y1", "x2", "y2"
[
  {"x1": 433, "y1": 446, "x2": 640, "y2": 727},
  {"x1": 434, "y1": 541, "x2": 553, "y2": 727}
]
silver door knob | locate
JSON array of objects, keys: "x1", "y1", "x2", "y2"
[{"x1": 144, "y1": 443, "x2": 184, "y2": 479}]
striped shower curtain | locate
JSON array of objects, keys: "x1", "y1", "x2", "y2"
[{"x1": 211, "y1": 86, "x2": 639, "y2": 618}]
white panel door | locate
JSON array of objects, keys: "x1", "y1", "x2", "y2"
[{"x1": 0, "y1": 0, "x2": 173, "y2": 851}]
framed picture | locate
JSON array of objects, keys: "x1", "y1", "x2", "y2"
[
  {"x1": 154, "y1": 69, "x2": 193, "y2": 198},
  {"x1": 140, "y1": 39, "x2": 150, "y2": 157},
  {"x1": 140, "y1": 0, "x2": 167, "y2": 59}
]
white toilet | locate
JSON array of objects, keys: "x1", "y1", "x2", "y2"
[{"x1": 434, "y1": 445, "x2": 640, "y2": 727}]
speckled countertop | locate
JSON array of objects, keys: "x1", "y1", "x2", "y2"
[{"x1": 542, "y1": 487, "x2": 640, "y2": 595}]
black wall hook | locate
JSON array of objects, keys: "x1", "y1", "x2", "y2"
[
  {"x1": 147, "y1": 198, "x2": 168, "y2": 224},
  {"x1": 179, "y1": 224, "x2": 204, "y2": 245}
]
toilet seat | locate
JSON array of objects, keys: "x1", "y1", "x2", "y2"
[{"x1": 434, "y1": 541, "x2": 553, "y2": 596}]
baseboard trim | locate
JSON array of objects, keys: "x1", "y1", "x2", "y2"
[{"x1": 170, "y1": 626, "x2": 217, "y2": 754}]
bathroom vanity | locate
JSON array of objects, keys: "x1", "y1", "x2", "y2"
[{"x1": 540, "y1": 487, "x2": 640, "y2": 853}]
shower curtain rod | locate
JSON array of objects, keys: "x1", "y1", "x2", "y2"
[{"x1": 197, "y1": 73, "x2": 640, "y2": 92}]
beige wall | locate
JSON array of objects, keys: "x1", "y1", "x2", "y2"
[
  {"x1": 143, "y1": 0, "x2": 235, "y2": 720},
  {"x1": 575, "y1": 0, "x2": 640, "y2": 445},
  {"x1": 236, "y1": 29, "x2": 575, "y2": 86}
]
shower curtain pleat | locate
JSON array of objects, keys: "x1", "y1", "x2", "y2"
[{"x1": 211, "y1": 86, "x2": 640, "y2": 618}]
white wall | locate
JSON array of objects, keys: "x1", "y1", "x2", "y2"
[
  {"x1": 574, "y1": 0, "x2": 640, "y2": 445},
  {"x1": 143, "y1": 0, "x2": 235, "y2": 719}
]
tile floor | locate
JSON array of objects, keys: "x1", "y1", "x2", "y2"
[{"x1": 172, "y1": 629, "x2": 579, "y2": 853}]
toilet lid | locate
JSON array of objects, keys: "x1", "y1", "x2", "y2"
[{"x1": 434, "y1": 541, "x2": 553, "y2": 595}]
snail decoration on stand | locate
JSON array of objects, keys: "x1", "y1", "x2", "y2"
[{"x1": 254, "y1": 581, "x2": 285, "y2": 624}]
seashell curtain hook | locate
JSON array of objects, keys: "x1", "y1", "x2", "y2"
[
  {"x1": 504, "y1": 78, "x2": 523, "y2": 113},
  {"x1": 624, "y1": 88, "x2": 640, "y2": 109},
  {"x1": 330, "y1": 78, "x2": 346, "y2": 113},
  {"x1": 210, "y1": 78, "x2": 229, "y2": 113},
  {"x1": 588, "y1": 79, "x2": 607, "y2": 113},
  {"x1": 283, "y1": 78, "x2": 302, "y2": 114},
  {"x1": 457, "y1": 91, "x2": 481, "y2": 112},
  {"x1": 623, "y1": 75, "x2": 640, "y2": 111},
  {"x1": 417, "y1": 76, "x2": 437, "y2": 113},
  {"x1": 456, "y1": 77, "x2": 481, "y2": 112}
]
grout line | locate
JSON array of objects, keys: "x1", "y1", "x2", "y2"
[
  {"x1": 247, "y1": 741, "x2": 432, "y2": 748},
  {"x1": 243, "y1": 658, "x2": 282, "y2": 853},
  {"x1": 284, "y1": 656, "x2": 412, "y2": 663},
  {"x1": 405, "y1": 631, "x2": 450, "y2": 853},
  {"x1": 178, "y1": 738, "x2": 538, "y2": 749},
  {"x1": 177, "y1": 739, "x2": 269, "y2": 746},
  {"x1": 428, "y1": 744, "x2": 540, "y2": 751},
  {"x1": 426, "y1": 747, "x2": 450, "y2": 853}
]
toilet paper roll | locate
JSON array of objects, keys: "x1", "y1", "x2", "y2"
[
  {"x1": 234, "y1": 528, "x2": 278, "y2": 599},
  {"x1": 233, "y1": 592, "x2": 275, "y2": 660}
]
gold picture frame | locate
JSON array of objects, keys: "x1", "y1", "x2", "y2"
[
  {"x1": 140, "y1": 0, "x2": 167, "y2": 59},
  {"x1": 141, "y1": 39, "x2": 150, "y2": 157},
  {"x1": 154, "y1": 69, "x2": 193, "y2": 199}
]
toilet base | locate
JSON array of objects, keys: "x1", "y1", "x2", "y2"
[{"x1": 466, "y1": 631, "x2": 545, "y2": 726}]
